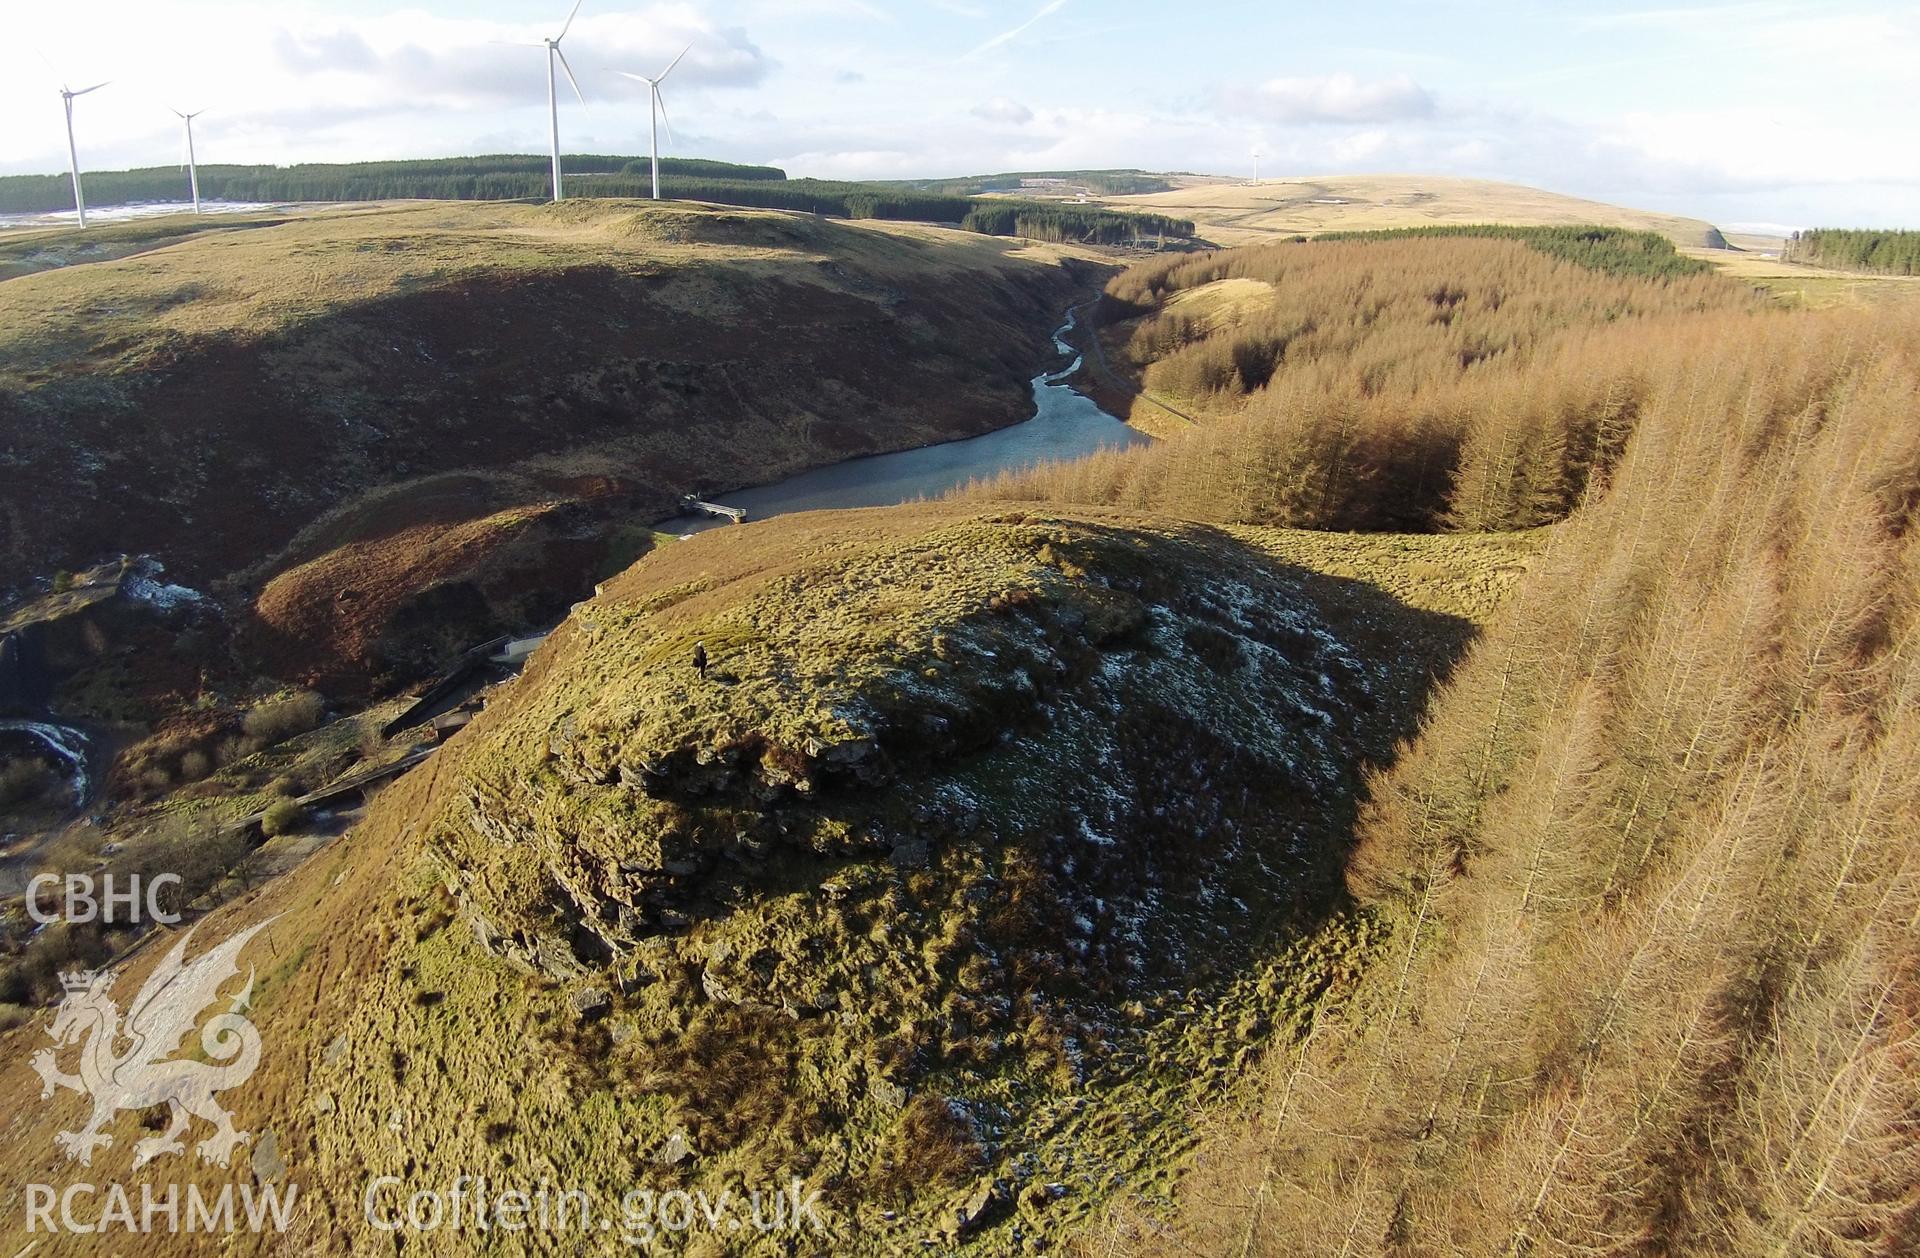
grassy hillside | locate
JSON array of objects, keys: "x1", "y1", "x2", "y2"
[
  {"x1": 0, "y1": 504, "x2": 1536, "y2": 1255},
  {"x1": 0, "y1": 200, "x2": 1099, "y2": 696},
  {"x1": 0, "y1": 155, "x2": 787, "y2": 214},
  {"x1": 1106, "y1": 174, "x2": 1728, "y2": 248},
  {"x1": 891, "y1": 170, "x2": 1177, "y2": 198},
  {"x1": 0, "y1": 156, "x2": 1196, "y2": 248},
  {"x1": 5, "y1": 212, "x2": 1912, "y2": 1257},
  {"x1": 1684, "y1": 244, "x2": 1920, "y2": 311}
]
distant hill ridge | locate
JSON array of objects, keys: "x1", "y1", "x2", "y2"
[
  {"x1": 0, "y1": 154, "x2": 784, "y2": 214},
  {"x1": 0, "y1": 156, "x2": 1196, "y2": 247},
  {"x1": 1105, "y1": 173, "x2": 1731, "y2": 249}
]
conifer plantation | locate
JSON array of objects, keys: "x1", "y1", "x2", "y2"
[
  {"x1": 1784, "y1": 228, "x2": 1920, "y2": 275},
  {"x1": 0, "y1": 156, "x2": 1193, "y2": 245},
  {"x1": 1010, "y1": 234, "x2": 1920, "y2": 1255},
  {"x1": 981, "y1": 231, "x2": 1756, "y2": 531}
]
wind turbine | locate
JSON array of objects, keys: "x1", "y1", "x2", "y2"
[
  {"x1": 1251, "y1": 146, "x2": 1261, "y2": 188},
  {"x1": 501, "y1": 2, "x2": 587, "y2": 200},
  {"x1": 171, "y1": 109, "x2": 206, "y2": 213},
  {"x1": 516, "y1": 1, "x2": 587, "y2": 201},
  {"x1": 611, "y1": 44, "x2": 691, "y2": 200},
  {"x1": 59, "y1": 80, "x2": 110, "y2": 228}
]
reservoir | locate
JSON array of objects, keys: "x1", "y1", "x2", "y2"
[{"x1": 653, "y1": 307, "x2": 1149, "y2": 534}]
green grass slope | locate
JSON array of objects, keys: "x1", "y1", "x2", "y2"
[
  {"x1": 0, "y1": 503, "x2": 1534, "y2": 1254},
  {"x1": 0, "y1": 201, "x2": 1100, "y2": 695}
]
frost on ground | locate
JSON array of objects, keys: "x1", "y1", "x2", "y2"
[
  {"x1": 300, "y1": 505, "x2": 1452, "y2": 1251},
  {"x1": 119, "y1": 557, "x2": 211, "y2": 615}
]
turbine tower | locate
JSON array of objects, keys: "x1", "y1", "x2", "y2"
[
  {"x1": 1251, "y1": 146, "x2": 1261, "y2": 187},
  {"x1": 612, "y1": 44, "x2": 691, "y2": 200},
  {"x1": 59, "y1": 80, "x2": 110, "y2": 228},
  {"x1": 172, "y1": 109, "x2": 206, "y2": 213},
  {"x1": 510, "y1": 1, "x2": 587, "y2": 201}
]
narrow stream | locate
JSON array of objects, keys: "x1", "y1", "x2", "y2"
[
  {"x1": 357, "y1": 308, "x2": 1152, "y2": 735},
  {"x1": 0, "y1": 720, "x2": 92, "y2": 809},
  {"x1": 652, "y1": 306, "x2": 1149, "y2": 535}
]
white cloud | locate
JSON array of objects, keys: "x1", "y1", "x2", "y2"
[
  {"x1": 971, "y1": 97, "x2": 1034, "y2": 125},
  {"x1": 1223, "y1": 73, "x2": 1435, "y2": 126},
  {"x1": 1602, "y1": 105, "x2": 1915, "y2": 190},
  {"x1": 271, "y1": 30, "x2": 380, "y2": 74},
  {"x1": 4, "y1": 0, "x2": 1915, "y2": 228},
  {"x1": 269, "y1": 8, "x2": 772, "y2": 105},
  {"x1": 1, "y1": 3, "x2": 772, "y2": 176}
]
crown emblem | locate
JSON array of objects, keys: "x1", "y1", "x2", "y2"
[{"x1": 57, "y1": 969, "x2": 99, "y2": 994}]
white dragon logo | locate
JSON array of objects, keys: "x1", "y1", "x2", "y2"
[{"x1": 31, "y1": 918, "x2": 275, "y2": 1169}]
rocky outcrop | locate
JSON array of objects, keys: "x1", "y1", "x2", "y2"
[
  {"x1": 437, "y1": 510, "x2": 1375, "y2": 999},
  {"x1": 274, "y1": 505, "x2": 1424, "y2": 1256}
]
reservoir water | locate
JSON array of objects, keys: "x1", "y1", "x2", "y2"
[
  {"x1": 0, "y1": 200, "x2": 284, "y2": 232},
  {"x1": 654, "y1": 307, "x2": 1149, "y2": 535},
  {"x1": 343, "y1": 308, "x2": 1154, "y2": 728}
]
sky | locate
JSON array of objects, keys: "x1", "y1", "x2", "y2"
[{"x1": 4, "y1": 0, "x2": 1916, "y2": 231}]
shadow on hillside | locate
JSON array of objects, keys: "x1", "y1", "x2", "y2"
[
  {"x1": 1257, "y1": 558, "x2": 1482, "y2": 927},
  {"x1": 623, "y1": 521, "x2": 1485, "y2": 946},
  {"x1": 1276, "y1": 562, "x2": 1482, "y2": 761}
]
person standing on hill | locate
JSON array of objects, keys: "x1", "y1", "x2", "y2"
[{"x1": 692, "y1": 641, "x2": 708, "y2": 680}]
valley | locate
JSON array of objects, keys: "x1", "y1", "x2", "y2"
[
  {"x1": 0, "y1": 201, "x2": 1107, "y2": 703},
  {"x1": 0, "y1": 498, "x2": 1536, "y2": 1254},
  {"x1": 1, "y1": 176, "x2": 1915, "y2": 1257}
]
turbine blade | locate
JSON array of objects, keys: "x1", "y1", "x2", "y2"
[
  {"x1": 657, "y1": 43, "x2": 692, "y2": 82},
  {"x1": 610, "y1": 69, "x2": 653, "y2": 83},
  {"x1": 73, "y1": 80, "x2": 110, "y2": 96},
  {"x1": 556, "y1": 0, "x2": 584, "y2": 42},
  {"x1": 554, "y1": 45, "x2": 585, "y2": 104},
  {"x1": 655, "y1": 85, "x2": 674, "y2": 147},
  {"x1": 490, "y1": 39, "x2": 548, "y2": 47}
]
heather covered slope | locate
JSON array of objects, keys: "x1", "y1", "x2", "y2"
[
  {"x1": 0, "y1": 503, "x2": 1534, "y2": 1254},
  {"x1": 0, "y1": 201, "x2": 1094, "y2": 685}
]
